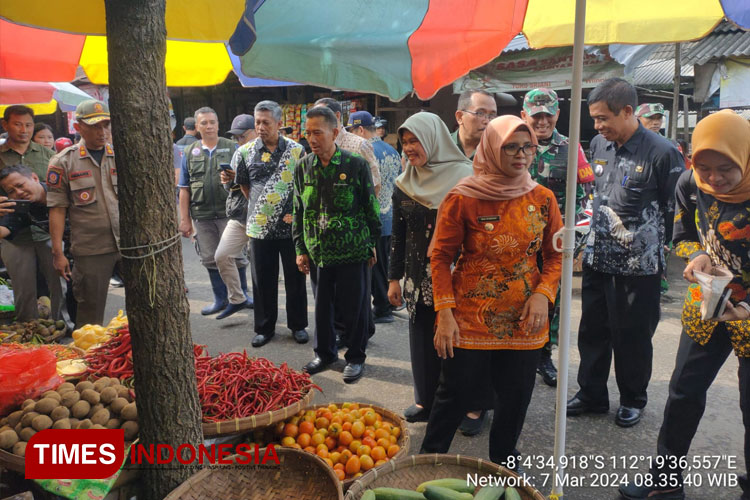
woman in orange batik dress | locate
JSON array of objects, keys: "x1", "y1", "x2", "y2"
[{"x1": 419, "y1": 115, "x2": 563, "y2": 469}]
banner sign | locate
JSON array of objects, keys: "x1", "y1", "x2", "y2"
[{"x1": 454, "y1": 46, "x2": 624, "y2": 93}]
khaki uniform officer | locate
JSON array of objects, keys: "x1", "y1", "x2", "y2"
[{"x1": 47, "y1": 100, "x2": 120, "y2": 328}]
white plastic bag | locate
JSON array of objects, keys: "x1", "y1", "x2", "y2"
[{"x1": 694, "y1": 266, "x2": 734, "y2": 320}]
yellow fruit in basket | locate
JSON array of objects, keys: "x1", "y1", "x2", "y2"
[
  {"x1": 280, "y1": 436, "x2": 296, "y2": 447},
  {"x1": 364, "y1": 410, "x2": 377, "y2": 426},
  {"x1": 360, "y1": 454, "x2": 374, "y2": 471},
  {"x1": 351, "y1": 420, "x2": 365, "y2": 438},
  {"x1": 349, "y1": 440, "x2": 361, "y2": 453},
  {"x1": 391, "y1": 427, "x2": 401, "y2": 438},
  {"x1": 330, "y1": 451, "x2": 341, "y2": 465},
  {"x1": 311, "y1": 432, "x2": 325, "y2": 447}
]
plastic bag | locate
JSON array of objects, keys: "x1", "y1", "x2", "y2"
[
  {"x1": 0, "y1": 284, "x2": 14, "y2": 312},
  {"x1": 694, "y1": 266, "x2": 734, "y2": 321},
  {"x1": 0, "y1": 346, "x2": 64, "y2": 416}
]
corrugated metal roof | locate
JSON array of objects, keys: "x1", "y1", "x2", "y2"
[
  {"x1": 682, "y1": 26, "x2": 750, "y2": 65},
  {"x1": 503, "y1": 34, "x2": 529, "y2": 53},
  {"x1": 632, "y1": 58, "x2": 693, "y2": 87}
]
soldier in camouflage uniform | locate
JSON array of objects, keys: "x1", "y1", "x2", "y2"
[{"x1": 521, "y1": 88, "x2": 595, "y2": 386}]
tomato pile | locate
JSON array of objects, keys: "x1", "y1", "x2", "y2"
[{"x1": 260, "y1": 403, "x2": 402, "y2": 481}]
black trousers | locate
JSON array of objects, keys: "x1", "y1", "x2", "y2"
[
  {"x1": 420, "y1": 347, "x2": 541, "y2": 466},
  {"x1": 575, "y1": 267, "x2": 661, "y2": 409},
  {"x1": 249, "y1": 238, "x2": 308, "y2": 335},
  {"x1": 409, "y1": 303, "x2": 441, "y2": 410},
  {"x1": 310, "y1": 261, "x2": 369, "y2": 364},
  {"x1": 652, "y1": 326, "x2": 750, "y2": 496},
  {"x1": 371, "y1": 235, "x2": 392, "y2": 317}
]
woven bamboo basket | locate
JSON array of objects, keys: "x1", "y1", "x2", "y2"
[
  {"x1": 201, "y1": 388, "x2": 315, "y2": 437},
  {"x1": 0, "y1": 448, "x2": 24, "y2": 474},
  {"x1": 345, "y1": 454, "x2": 546, "y2": 500},
  {"x1": 282, "y1": 402, "x2": 410, "y2": 492},
  {"x1": 164, "y1": 447, "x2": 343, "y2": 500}
]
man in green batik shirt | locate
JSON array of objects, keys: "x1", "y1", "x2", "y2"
[
  {"x1": 521, "y1": 88, "x2": 595, "y2": 388},
  {"x1": 293, "y1": 106, "x2": 380, "y2": 384}
]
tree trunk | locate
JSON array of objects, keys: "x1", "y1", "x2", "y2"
[{"x1": 103, "y1": 1, "x2": 203, "y2": 499}]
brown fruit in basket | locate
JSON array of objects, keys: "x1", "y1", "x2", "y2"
[
  {"x1": 7, "y1": 410, "x2": 23, "y2": 428},
  {"x1": 100, "y1": 387, "x2": 118, "y2": 405},
  {"x1": 56, "y1": 382, "x2": 76, "y2": 394},
  {"x1": 21, "y1": 399, "x2": 35, "y2": 410},
  {"x1": 91, "y1": 409, "x2": 110, "y2": 426},
  {"x1": 116, "y1": 386, "x2": 132, "y2": 402},
  {"x1": 76, "y1": 419, "x2": 93, "y2": 430},
  {"x1": 31, "y1": 415, "x2": 53, "y2": 431},
  {"x1": 81, "y1": 389, "x2": 100, "y2": 405},
  {"x1": 110, "y1": 397, "x2": 129, "y2": 415},
  {"x1": 91, "y1": 424, "x2": 106, "y2": 430},
  {"x1": 120, "y1": 403, "x2": 137, "y2": 421},
  {"x1": 52, "y1": 419, "x2": 71, "y2": 430},
  {"x1": 105, "y1": 418, "x2": 121, "y2": 429},
  {"x1": 50, "y1": 406, "x2": 70, "y2": 422},
  {"x1": 14, "y1": 422, "x2": 23, "y2": 435},
  {"x1": 42, "y1": 390, "x2": 62, "y2": 402},
  {"x1": 75, "y1": 381, "x2": 94, "y2": 393},
  {"x1": 71, "y1": 400, "x2": 91, "y2": 419},
  {"x1": 12, "y1": 441, "x2": 26, "y2": 457},
  {"x1": 93, "y1": 378, "x2": 111, "y2": 392},
  {"x1": 21, "y1": 402, "x2": 35, "y2": 414},
  {"x1": 122, "y1": 421, "x2": 138, "y2": 441},
  {"x1": 20, "y1": 412, "x2": 39, "y2": 427},
  {"x1": 0, "y1": 425, "x2": 10, "y2": 434},
  {"x1": 61, "y1": 391, "x2": 80, "y2": 408},
  {"x1": 108, "y1": 378, "x2": 121, "y2": 387},
  {"x1": 68, "y1": 418, "x2": 80, "y2": 428},
  {"x1": 88, "y1": 404, "x2": 104, "y2": 418},
  {"x1": 0, "y1": 429, "x2": 19, "y2": 449},
  {"x1": 34, "y1": 398, "x2": 59, "y2": 415},
  {"x1": 19, "y1": 427, "x2": 36, "y2": 442}
]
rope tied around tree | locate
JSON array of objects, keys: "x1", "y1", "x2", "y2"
[{"x1": 119, "y1": 233, "x2": 182, "y2": 307}]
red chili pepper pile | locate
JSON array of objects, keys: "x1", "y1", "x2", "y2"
[
  {"x1": 83, "y1": 327, "x2": 133, "y2": 380},
  {"x1": 194, "y1": 345, "x2": 321, "y2": 423}
]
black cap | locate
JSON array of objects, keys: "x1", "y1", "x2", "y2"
[{"x1": 227, "y1": 114, "x2": 255, "y2": 135}]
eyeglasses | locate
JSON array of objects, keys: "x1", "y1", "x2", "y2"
[
  {"x1": 502, "y1": 144, "x2": 538, "y2": 156},
  {"x1": 462, "y1": 109, "x2": 497, "y2": 121}
]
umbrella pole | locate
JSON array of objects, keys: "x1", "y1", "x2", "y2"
[{"x1": 551, "y1": 0, "x2": 586, "y2": 497}]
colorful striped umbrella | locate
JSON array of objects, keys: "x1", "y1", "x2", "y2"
[
  {"x1": 0, "y1": 79, "x2": 95, "y2": 115},
  {"x1": 2, "y1": 0, "x2": 747, "y2": 97}
]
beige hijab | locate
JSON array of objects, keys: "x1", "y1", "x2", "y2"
[
  {"x1": 692, "y1": 109, "x2": 750, "y2": 203},
  {"x1": 396, "y1": 112, "x2": 472, "y2": 209},
  {"x1": 449, "y1": 115, "x2": 538, "y2": 201}
]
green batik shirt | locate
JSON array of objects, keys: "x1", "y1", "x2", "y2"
[
  {"x1": 292, "y1": 147, "x2": 381, "y2": 267},
  {"x1": 528, "y1": 129, "x2": 587, "y2": 218}
]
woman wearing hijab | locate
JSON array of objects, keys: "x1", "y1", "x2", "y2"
[
  {"x1": 387, "y1": 112, "x2": 473, "y2": 422},
  {"x1": 620, "y1": 111, "x2": 750, "y2": 500},
  {"x1": 419, "y1": 115, "x2": 563, "y2": 467}
]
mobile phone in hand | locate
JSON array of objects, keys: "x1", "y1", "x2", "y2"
[
  {"x1": 219, "y1": 163, "x2": 233, "y2": 172},
  {"x1": 9, "y1": 199, "x2": 31, "y2": 214}
]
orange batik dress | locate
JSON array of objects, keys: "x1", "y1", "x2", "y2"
[{"x1": 431, "y1": 186, "x2": 563, "y2": 350}]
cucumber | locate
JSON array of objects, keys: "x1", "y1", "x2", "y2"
[
  {"x1": 361, "y1": 491, "x2": 376, "y2": 500},
  {"x1": 504, "y1": 486, "x2": 522, "y2": 500},
  {"x1": 372, "y1": 487, "x2": 426, "y2": 500},
  {"x1": 422, "y1": 485, "x2": 474, "y2": 500},
  {"x1": 473, "y1": 485, "x2": 505, "y2": 500},
  {"x1": 416, "y1": 478, "x2": 474, "y2": 493}
]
